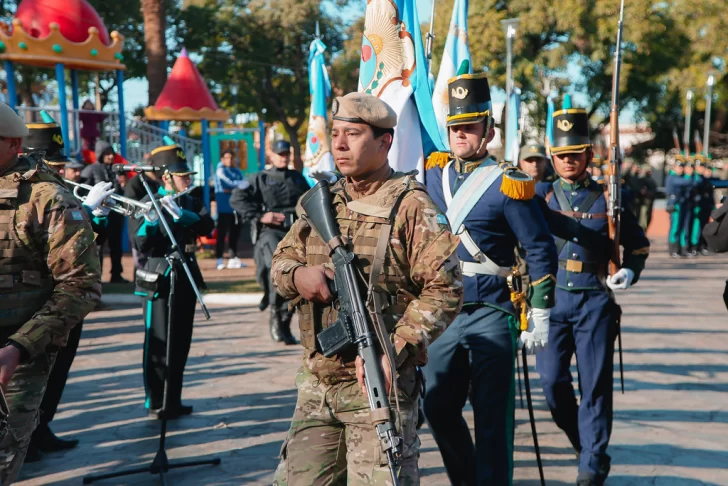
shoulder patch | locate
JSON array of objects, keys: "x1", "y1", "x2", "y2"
[
  {"x1": 500, "y1": 165, "x2": 536, "y2": 200},
  {"x1": 425, "y1": 151, "x2": 451, "y2": 170},
  {"x1": 436, "y1": 213, "x2": 449, "y2": 226}
]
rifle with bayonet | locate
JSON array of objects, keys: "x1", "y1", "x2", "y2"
[
  {"x1": 608, "y1": 0, "x2": 625, "y2": 276},
  {"x1": 301, "y1": 180, "x2": 403, "y2": 486},
  {"x1": 608, "y1": 0, "x2": 626, "y2": 395}
]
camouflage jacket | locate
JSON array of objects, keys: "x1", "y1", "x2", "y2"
[
  {"x1": 272, "y1": 170, "x2": 463, "y2": 381},
  {"x1": 0, "y1": 156, "x2": 101, "y2": 359}
]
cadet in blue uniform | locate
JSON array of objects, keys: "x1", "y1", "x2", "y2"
[
  {"x1": 422, "y1": 72, "x2": 558, "y2": 485},
  {"x1": 535, "y1": 109, "x2": 650, "y2": 486},
  {"x1": 694, "y1": 155, "x2": 715, "y2": 255},
  {"x1": 665, "y1": 156, "x2": 693, "y2": 257}
]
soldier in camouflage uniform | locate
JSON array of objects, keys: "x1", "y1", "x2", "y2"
[
  {"x1": 0, "y1": 103, "x2": 101, "y2": 483},
  {"x1": 271, "y1": 92, "x2": 463, "y2": 485}
]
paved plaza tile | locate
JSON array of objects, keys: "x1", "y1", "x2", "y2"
[{"x1": 16, "y1": 242, "x2": 728, "y2": 485}]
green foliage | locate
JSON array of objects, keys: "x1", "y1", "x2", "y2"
[
  {"x1": 179, "y1": 0, "x2": 350, "y2": 168},
  {"x1": 427, "y1": 0, "x2": 718, "y2": 148}
]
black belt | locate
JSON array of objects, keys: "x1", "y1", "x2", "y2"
[{"x1": 558, "y1": 259, "x2": 606, "y2": 275}]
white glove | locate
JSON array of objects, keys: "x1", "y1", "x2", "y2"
[
  {"x1": 92, "y1": 206, "x2": 110, "y2": 217},
  {"x1": 160, "y1": 195, "x2": 182, "y2": 219},
  {"x1": 236, "y1": 180, "x2": 250, "y2": 190},
  {"x1": 518, "y1": 308, "x2": 550, "y2": 355},
  {"x1": 607, "y1": 268, "x2": 635, "y2": 290},
  {"x1": 83, "y1": 181, "x2": 114, "y2": 211},
  {"x1": 310, "y1": 170, "x2": 339, "y2": 183}
]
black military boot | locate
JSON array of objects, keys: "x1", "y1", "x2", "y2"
[
  {"x1": 278, "y1": 310, "x2": 298, "y2": 346},
  {"x1": 31, "y1": 422, "x2": 79, "y2": 452},
  {"x1": 269, "y1": 310, "x2": 283, "y2": 342},
  {"x1": 258, "y1": 293, "x2": 269, "y2": 311}
]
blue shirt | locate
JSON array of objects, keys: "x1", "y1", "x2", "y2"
[
  {"x1": 427, "y1": 160, "x2": 558, "y2": 313},
  {"x1": 214, "y1": 165, "x2": 245, "y2": 214},
  {"x1": 536, "y1": 178, "x2": 650, "y2": 292}
]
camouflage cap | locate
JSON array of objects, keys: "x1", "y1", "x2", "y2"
[
  {"x1": 332, "y1": 92, "x2": 397, "y2": 129},
  {"x1": 520, "y1": 142, "x2": 548, "y2": 160},
  {"x1": 0, "y1": 103, "x2": 29, "y2": 138}
]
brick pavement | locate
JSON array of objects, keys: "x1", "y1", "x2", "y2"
[{"x1": 16, "y1": 240, "x2": 728, "y2": 485}]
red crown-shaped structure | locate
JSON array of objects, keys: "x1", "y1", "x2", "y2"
[
  {"x1": 0, "y1": 0, "x2": 125, "y2": 71},
  {"x1": 145, "y1": 48, "x2": 228, "y2": 122}
]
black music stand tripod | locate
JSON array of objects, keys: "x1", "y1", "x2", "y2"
[{"x1": 83, "y1": 172, "x2": 219, "y2": 484}]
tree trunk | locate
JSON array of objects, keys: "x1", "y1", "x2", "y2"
[
  {"x1": 141, "y1": 0, "x2": 167, "y2": 105},
  {"x1": 283, "y1": 123, "x2": 303, "y2": 172}
]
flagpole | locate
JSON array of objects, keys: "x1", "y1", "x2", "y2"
[
  {"x1": 500, "y1": 18, "x2": 520, "y2": 96},
  {"x1": 426, "y1": 0, "x2": 437, "y2": 77},
  {"x1": 683, "y1": 88, "x2": 693, "y2": 155},
  {"x1": 704, "y1": 74, "x2": 715, "y2": 157}
]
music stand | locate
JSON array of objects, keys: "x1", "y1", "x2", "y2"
[{"x1": 83, "y1": 172, "x2": 219, "y2": 484}]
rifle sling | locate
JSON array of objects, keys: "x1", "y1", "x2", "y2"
[{"x1": 366, "y1": 221, "x2": 402, "y2": 422}]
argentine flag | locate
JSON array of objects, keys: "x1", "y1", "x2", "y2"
[
  {"x1": 303, "y1": 37, "x2": 335, "y2": 186},
  {"x1": 432, "y1": 0, "x2": 471, "y2": 150},
  {"x1": 504, "y1": 88, "x2": 521, "y2": 163},
  {"x1": 358, "y1": 0, "x2": 445, "y2": 179}
]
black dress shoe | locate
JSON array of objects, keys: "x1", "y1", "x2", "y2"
[
  {"x1": 24, "y1": 443, "x2": 43, "y2": 462},
  {"x1": 110, "y1": 276, "x2": 131, "y2": 284},
  {"x1": 148, "y1": 404, "x2": 194, "y2": 420},
  {"x1": 31, "y1": 423, "x2": 79, "y2": 452}
]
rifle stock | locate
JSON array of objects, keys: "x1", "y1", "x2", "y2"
[{"x1": 607, "y1": 0, "x2": 625, "y2": 276}]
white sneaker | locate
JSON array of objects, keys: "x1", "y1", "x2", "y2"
[
  {"x1": 216, "y1": 258, "x2": 225, "y2": 270},
  {"x1": 226, "y1": 257, "x2": 246, "y2": 269}
]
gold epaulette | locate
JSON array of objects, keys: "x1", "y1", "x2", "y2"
[
  {"x1": 499, "y1": 164, "x2": 535, "y2": 200},
  {"x1": 425, "y1": 151, "x2": 450, "y2": 170}
]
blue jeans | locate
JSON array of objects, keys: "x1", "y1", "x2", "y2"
[{"x1": 422, "y1": 305, "x2": 516, "y2": 486}]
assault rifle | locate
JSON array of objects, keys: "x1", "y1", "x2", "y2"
[{"x1": 301, "y1": 180, "x2": 403, "y2": 486}]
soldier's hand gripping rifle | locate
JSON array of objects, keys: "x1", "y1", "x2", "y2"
[
  {"x1": 608, "y1": 0, "x2": 626, "y2": 394},
  {"x1": 301, "y1": 180, "x2": 403, "y2": 486}
]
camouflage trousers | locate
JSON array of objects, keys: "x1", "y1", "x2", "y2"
[
  {"x1": 273, "y1": 366, "x2": 420, "y2": 486},
  {"x1": 0, "y1": 352, "x2": 56, "y2": 485}
]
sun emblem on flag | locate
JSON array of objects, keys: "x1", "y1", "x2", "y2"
[
  {"x1": 304, "y1": 116, "x2": 330, "y2": 168},
  {"x1": 358, "y1": 0, "x2": 415, "y2": 97}
]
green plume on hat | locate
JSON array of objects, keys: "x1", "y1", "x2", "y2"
[
  {"x1": 456, "y1": 60, "x2": 470, "y2": 76},
  {"x1": 40, "y1": 110, "x2": 57, "y2": 124},
  {"x1": 163, "y1": 135, "x2": 175, "y2": 146}
]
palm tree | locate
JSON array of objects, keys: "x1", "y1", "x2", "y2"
[{"x1": 141, "y1": 0, "x2": 167, "y2": 105}]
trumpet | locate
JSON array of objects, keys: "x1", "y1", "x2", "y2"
[{"x1": 64, "y1": 180, "x2": 195, "y2": 218}]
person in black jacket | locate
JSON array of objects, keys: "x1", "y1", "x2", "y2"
[
  {"x1": 133, "y1": 145, "x2": 214, "y2": 418},
  {"x1": 124, "y1": 153, "x2": 162, "y2": 271},
  {"x1": 229, "y1": 140, "x2": 310, "y2": 344},
  {"x1": 81, "y1": 140, "x2": 128, "y2": 282}
]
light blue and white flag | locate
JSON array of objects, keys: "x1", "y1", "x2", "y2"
[
  {"x1": 545, "y1": 90, "x2": 557, "y2": 151},
  {"x1": 432, "y1": 0, "x2": 471, "y2": 149},
  {"x1": 358, "y1": 0, "x2": 445, "y2": 178},
  {"x1": 504, "y1": 88, "x2": 521, "y2": 163},
  {"x1": 303, "y1": 37, "x2": 334, "y2": 186}
]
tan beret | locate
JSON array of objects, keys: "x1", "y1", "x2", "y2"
[
  {"x1": 0, "y1": 103, "x2": 29, "y2": 138},
  {"x1": 332, "y1": 92, "x2": 397, "y2": 129}
]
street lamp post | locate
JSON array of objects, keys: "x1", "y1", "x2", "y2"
[
  {"x1": 501, "y1": 18, "x2": 520, "y2": 96},
  {"x1": 683, "y1": 88, "x2": 694, "y2": 154},
  {"x1": 704, "y1": 74, "x2": 715, "y2": 157},
  {"x1": 230, "y1": 83, "x2": 239, "y2": 125}
]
